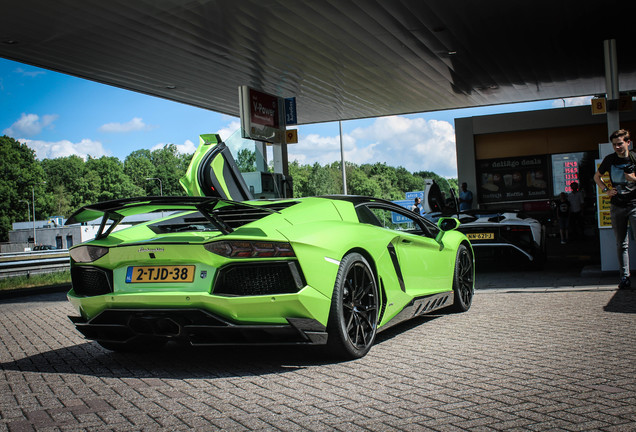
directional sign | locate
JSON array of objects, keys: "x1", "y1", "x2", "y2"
[
  {"x1": 285, "y1": 97, "x2": 297, "y2": 125},
  {"x1": 392, "y1": 200, "x2": 414, "y2": 224},
  {"x1": 286, "y1": 129, "x2": 298, "y2": 144},
  {"x1": 591, "y1": 97, "x2": 606, "y2": 115},
  {"x1": 405, "y1": 191, "x2": 425, "y2": 200}
]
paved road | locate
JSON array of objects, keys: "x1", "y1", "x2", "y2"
[{"x1": 1, "y1": 283, "x2": 634, "y2": 431}]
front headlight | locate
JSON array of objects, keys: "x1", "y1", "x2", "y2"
[{"x1": 69, "y1": 245, "x2": 109, "y2": 263}]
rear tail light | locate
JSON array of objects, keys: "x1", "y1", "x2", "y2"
[
  {"x1": 205, "y1": 241, "x2": 295, "y2": 258},
  {"x1": 69, "y1": 245, "x2": 109, "y2": 263}
]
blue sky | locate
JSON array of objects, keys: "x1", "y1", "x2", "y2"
[{"x1": 0, "y1": 57, "x2": 593, "y2": 178}]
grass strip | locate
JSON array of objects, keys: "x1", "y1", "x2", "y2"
[{"x1": 0, "y1": 270, "x2": 71, "y2": 292}]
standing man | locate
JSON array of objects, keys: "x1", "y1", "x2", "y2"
[
  {"x1": 410, "y1": 197, "x2": 422, "y2": 214},
  {"x1": 594, "y1": 129, "x2": 636, "y2": 289},
  {"x1": 459, "y1": 182, "x2": 473, "y2": 211}
]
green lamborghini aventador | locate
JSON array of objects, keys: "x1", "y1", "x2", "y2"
[{"x1": 66, "y1": 134, "x2": 474, "y2": 359}]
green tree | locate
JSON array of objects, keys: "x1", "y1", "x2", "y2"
[
  {"x1": 237, "y1": 148, "x2": 257, "y2": 173},
  {"x1": 149, "y1": 144, "x2": 190, "y2": 196},
  {"x1": 0, "y1": 135, "x2": 458, "y2": 243},
  {"x1": 0, "y1": 136, "x2": 47, "y2": 241},
  {"x1": 288, "y1": 161, "x2": 311, "y2": 197},
  {"x1": 347, "y1": 167, "x2": 381, "y2": 197},
  {"x1": 124, "y1": 149, "x2": 155, "y2": 192},
  {"x1": 50, "y1": 184, "x2": 73, "y2": 216},
  {"x1": 41, "y1": 155, "x2": 93, "y2": 212},
  {"x1": 305, "y1": 162, "x2": 341, "y2": 196},
  {"x1": 395, "y1": 166, "x2": 427, "y2": 195},
  {"x1": 85, "y1": 156, "x2": 143, "y2": 201}
]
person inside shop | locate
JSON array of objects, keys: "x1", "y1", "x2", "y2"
[
  {"x1": 593, "y1": 128, "x2": 636, "y2": 290},
  {"x1": 567, "y1": 181, "x2": 585, "y2": 240},
  {"x1": 459, "y1": 182, "x2": 473, "y2": 211},
  {"x1": 556, "y1": 192, "x2": 570, "y2": 245}
]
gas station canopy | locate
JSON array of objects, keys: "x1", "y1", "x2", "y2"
[{"x1": 1, "y1": 0, "x2": 635, "y2": 124}]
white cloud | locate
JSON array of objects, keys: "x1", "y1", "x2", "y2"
[
  {"x1": 217, "y1": 120, "x2": 241, "y2": 141},
  {"x1": 20, "y1": 138, "x2": 109, "y2": 160},
  {"x1": 150, "y1": 139, "x2": 197, "y2": 154},
  {"x1": 176, "y1": 139, "x2": 197, "y2": 154},
  {"x1": 147, "y1": 121, "x2": 241, "y2": 157},
  {"x1": 4, "y1": 113, "x2": 58, "y2": 137},
  {"x1": 14, "y1": 67, "x2": 46, "y2": 78},
  {"x1": 287, "y1": 133, "x2": 350, "y2": 165},
  {"x1": 99, "y1": 117, "x2": 152, "y2": 133},
  {"x1": 288, "y1": 116, "x2": 458, "y2": 177},
  {"x1": 552, "y1": 96, "x2": 593, "y2": 108}
]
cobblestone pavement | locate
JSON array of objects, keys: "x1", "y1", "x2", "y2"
[{"x1": 1, "y1": 287, "x2": 635, "y2": 431}]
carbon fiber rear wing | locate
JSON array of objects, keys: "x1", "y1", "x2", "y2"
[{"x1": 65, "y1": 196, "x2": 282, "y2": 239}]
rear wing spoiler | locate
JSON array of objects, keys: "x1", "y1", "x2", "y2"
[{"x1": 65, "y1": 196, "x2": 280, "y2": 239}]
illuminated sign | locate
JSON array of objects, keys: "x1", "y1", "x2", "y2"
[
  {"x1": 551, "y1": 152, "x2": 584, "y2": 195},
  {"x1": 239, "y1": 86, "x2": 286, "y2": 144},
  {"x1": 250, "y1": 90, "x2": 279, "y2": 128},
  {"x1": 563, "y1": 160, "x2": 579, "y2": 190}
]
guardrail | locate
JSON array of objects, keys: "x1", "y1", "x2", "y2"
[{"x1": 0, "y1": 250, "x2": 70, "y2": 279}]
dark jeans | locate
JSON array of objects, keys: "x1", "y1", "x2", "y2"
[
  {"x1": 610, "y1": 203, "x2": 636, "y2": 279},
  {"x1": 569, "y1": 210, "x2": 583, "y2": 239}
]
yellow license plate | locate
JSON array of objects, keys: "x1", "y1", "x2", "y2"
[
  {"x1": 466, "y1": 232, "x2": 494, "y2": 240},
  {"x1": 126, "y1": 265, "x2": 195, "y2": 283}
]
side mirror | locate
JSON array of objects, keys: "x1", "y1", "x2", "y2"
[
  {"x1": 435, "y1": 217, "x2": 460, "y2": 250},
  {"x1": 437, "y1": 217, "x2": 460, "y2": 232}
]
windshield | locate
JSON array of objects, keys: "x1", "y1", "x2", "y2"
[
  {"x1": 147, "y1": 201, "x2": 298, "y2": 234},
  {"x1": 225, "y1": 129, "x2": 268, "y2": 173}
]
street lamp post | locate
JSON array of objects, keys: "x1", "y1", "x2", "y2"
[
  {"x1": 21, "y1": 199, "x2": 30, "y2": 222},
  {"x1": 32, "y1": 186, "x2": 36, "y2": 245},
  {"x1": 32, "y1": 181, "x2": 46, "y2": 247},
  {"x1": 146, "y1": 177, "x2": 164, "y2": 218},
  {"x1": 145, "y1": 177, "x2": 163, "y2": 196}
]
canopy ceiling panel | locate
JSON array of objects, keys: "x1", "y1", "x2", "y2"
[{"x1": 1, "y1": 0, "x2": 634, "y2": 124}]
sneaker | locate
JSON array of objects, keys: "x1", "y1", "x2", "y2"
[{"x1": 618, "y1": 277, "x2": 631, "y2": 290}]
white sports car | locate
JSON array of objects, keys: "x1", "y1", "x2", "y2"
[{"x1": 454, "y1": 210, "x2": 546, "y2": 267}]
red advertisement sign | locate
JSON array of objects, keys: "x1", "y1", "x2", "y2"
[{"x1": 249, "y1": 88, "x2": 280, "y2": 128}]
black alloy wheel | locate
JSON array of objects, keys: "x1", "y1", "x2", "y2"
[
  {"x1": 450, "y1": 244, "x2": 474, "y2": 312},
  {"x1": 327, "y1": 252, "x2": 379, "y2": 359}
]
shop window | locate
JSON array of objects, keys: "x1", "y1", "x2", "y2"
[{"x1": 551, "y1": 151, "x2": 597, "y2": 196}]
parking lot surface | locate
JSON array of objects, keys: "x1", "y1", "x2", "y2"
[{"x1": 1, "y1": 270, "x2": 635, "y2": 432}]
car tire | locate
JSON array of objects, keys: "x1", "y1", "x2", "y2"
[
  {"x1": 530, "y1": 226, "x2": 547, "y2": 270},
  {"x1": 448, "y1": 244, "x2": 474, "y2": 313},
  {"x1": 327, "y1": 252, "x2": 379, "y2": 360}
]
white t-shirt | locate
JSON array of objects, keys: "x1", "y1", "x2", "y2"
[{"x1": 568, "y1": 191, "x2": 584, "y2": 213}]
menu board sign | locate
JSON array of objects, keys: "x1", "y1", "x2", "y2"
[{"x1": 477, "y1": 155, "x2": 549, "y2": 204}]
